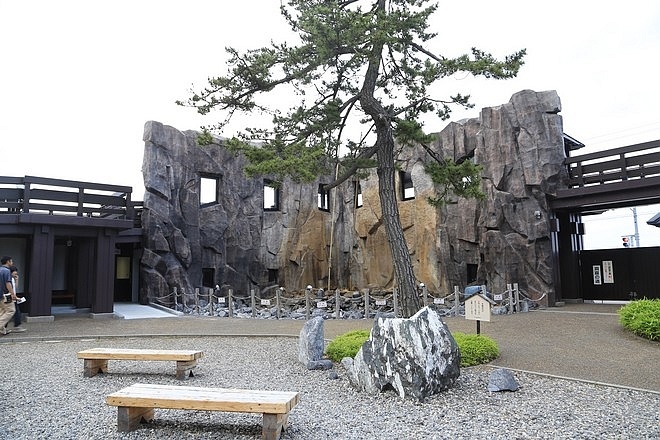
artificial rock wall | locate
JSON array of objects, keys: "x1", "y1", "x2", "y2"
[{"x1": 140, "y1": 89, "x2": 567, "y2": 303}]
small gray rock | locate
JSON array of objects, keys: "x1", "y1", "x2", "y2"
[
  {"x1": 487, "y1": 368, "x2": 519, "y2": 392},
  {"x1": 307, "y1": 359, "x2": 334, "y2": 370}
]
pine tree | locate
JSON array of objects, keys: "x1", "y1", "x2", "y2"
[{"x1": 178, "y1": 0, "x2": 525, "y2": 317}]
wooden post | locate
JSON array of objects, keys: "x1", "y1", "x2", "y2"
[
  {"x1": 393, "y1": 287, "x2": 398, "y2": 317},
  {"x1": 335, "y1": 289, "x2": 340, "y2": 319},
  {"x1": 364, "y1": 289, "x2": 370, "y2": 319},
  {"x1": 507, "y1": 284, "x2": 513, "y2": 314},
  {"x1": 514, "y1": 282, "x2": 520, "y2": 313},
  {"x1": 453, "y1": 286, "x2": 460, "y2": 316},
  {"x1": 195, "y1": 288, "x2": 199, "y2": 315},
  {"x1": 276, "y1": 287, "x2": 282, "y2": 319},
  {"x1": 173, "y1": 287, "x2": 178, "y2": 309},
  {"x1": 251, "y1": 288, "x2": 256, "y2": 318},
  {"x1": 305, "y1": 286, "x2": 311, "y2": 320},
  {"x1": 208, "y1": 288, "x2": 213, "y2": 316},
  {"x1": 228, "y1": 289, "x2": 233, "y2": 318},
  {"x1": 421, "y1": 283, "x2": 428, "y2": 306}
]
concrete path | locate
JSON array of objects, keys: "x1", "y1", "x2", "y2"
[{"x1": 3, "y1": 302, "x2": 658, "y2": 393}]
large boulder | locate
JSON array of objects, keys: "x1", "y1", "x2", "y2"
[{"x1": 346, "y1": 306, "x2": 460, "y2": 400}]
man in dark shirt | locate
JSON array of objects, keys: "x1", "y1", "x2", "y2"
[{"x1": 0, "y1": 256, "x2": 17, "y2": 335}]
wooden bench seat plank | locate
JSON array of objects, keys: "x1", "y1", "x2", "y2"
[
  {"x1": 106, "y1": 383, "x2": 299, "y2": 413},
  {"x1": 77, "y1": 348, "x2": 203, "y2": 361},
  {"x1": 77, "y1": 348, "x2": 203, "y2": 379},
  {"x1": 106, "y1": 383, "x2": 300, "y2": 439}
]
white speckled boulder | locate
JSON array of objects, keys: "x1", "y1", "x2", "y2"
[{"x1": 346, "y1": 306, "x2": 460, "y2": 400}]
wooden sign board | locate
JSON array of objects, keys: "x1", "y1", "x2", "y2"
[{"x1": 465, "y1": 294, "x2": 492, "y2": 322}]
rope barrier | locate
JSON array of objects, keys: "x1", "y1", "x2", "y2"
[{"x1": 148, "y1": 281, "x2": 540, "y2": 319}]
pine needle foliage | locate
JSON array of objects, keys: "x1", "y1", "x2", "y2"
[{"x1": 178, "y1": 0, "x2": 525, "y2": 316}]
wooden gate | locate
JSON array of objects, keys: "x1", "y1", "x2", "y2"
[{"x1": 580, "y1": 247, "x2": 660, "y2": 300}]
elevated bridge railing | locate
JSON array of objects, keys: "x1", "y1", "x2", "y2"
[
  {"x1": 552, "y1": 139, "x2": 660, "y2": 210},
  {"x1": 565, "y1": 139, "x2": 660, "y2": 188}
]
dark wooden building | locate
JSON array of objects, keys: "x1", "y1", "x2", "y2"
[{"x1": 0, "y1": 176, "x2": 142, "y2": 320}]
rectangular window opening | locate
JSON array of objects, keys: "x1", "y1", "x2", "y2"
[
  {"x1": 263, "y1": 180, "x2": 280, "y2": 211},
  {"x1": 400, "y1": 171, "x2": 415, "y2": 200},
  {"x1": 202, "y1": 268, "x2": 215, "y2": 288},
  {"x1": 466, "y1": 264, "x2": 478, "y2": 285},
  {"x1": 200, "y1": 174, "x2": 220, "y2": 206},
  {"x1": 318, "y1": 183, "x2": 330, "y2": 211},
  {"x1": 354, "y1": 181, "x2": 363, "y2": 208}
]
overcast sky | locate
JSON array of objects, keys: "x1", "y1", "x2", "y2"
[{"x1": 2, "y1": 1, "x2": 659, "y2": 248}]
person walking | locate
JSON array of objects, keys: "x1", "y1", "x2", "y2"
[
  {"x1": 8, "y1": 265, "x2": 26, "y2": 332},
  {"x1": 0, "y1": 256, "x2": 17, "y2": 335}
]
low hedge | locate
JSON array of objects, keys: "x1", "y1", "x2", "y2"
[
  {"x1": 451, "y1": 332, "x2": 499, "y2": 367},
  {"x1": 325, "y1": 329, "x2": 499, "y2": 367},
  {"x1": 618, "y1": 298, "x2": 660, "y2": 341},
  {"x1": 325, "y1": 329, "x2": 371, "y2": 362}
]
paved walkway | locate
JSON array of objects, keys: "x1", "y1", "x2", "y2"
[{"x1": 3, "y1": 302, "x2": 659, "y2": 393}]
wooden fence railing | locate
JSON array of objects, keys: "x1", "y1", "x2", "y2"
[{"x1": 0, "y1": 175, "x2": 138, "y2": 221}]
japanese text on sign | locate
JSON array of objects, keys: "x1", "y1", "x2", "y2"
[{"x1": 465, "y1": 296, "x2": 491, "y2": 322}]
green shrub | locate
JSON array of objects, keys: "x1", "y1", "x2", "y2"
[
  {"x1": 618, "y1": 298, "x2": 660, "y2": 341},
  {"x1": 324, "y1": 329, "x2": 500, "y2": 367},
  {"x1": 325, "y1": 329, "x2": 371, "y2": 362},
  {"x1": 452, "y1": 332, "x2": 500, "y2": 367}
]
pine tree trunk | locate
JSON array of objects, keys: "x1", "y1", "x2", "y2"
[
  {"x1": 375, "y1": 131, "x2": 422, "y2": 318},
  {"x1": 359, "y1": 0, "x2": 421, "y2": 318}
]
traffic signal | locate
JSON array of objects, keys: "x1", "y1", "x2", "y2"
[{"x1": 622, "y1": 236, "x2": 629, "y2": 247}]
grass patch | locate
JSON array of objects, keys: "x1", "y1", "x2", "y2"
[
  {"x1": 618, "y1": 298, "x2": 660, "y2": 341},
  {"x1": 324, "y1": 329, "x2": 499, "y2": 367}
]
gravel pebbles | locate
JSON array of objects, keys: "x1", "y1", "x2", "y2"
[{"x1": 1, "y1": 336, "x2": 658, "y2": 439}]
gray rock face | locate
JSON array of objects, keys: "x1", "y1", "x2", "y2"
[
  {"x1": 140, "y1": 89, "x2": 568, "y2": 305},
  {"x1": 298, "y1": 316, "x2": 325, "y2": 366},
  {"x1": 487, "y1": 368, "x2": 520, "y2": 392},
  {"x1": 346, "y1": 307, "x2": 460, "y2": 400}
]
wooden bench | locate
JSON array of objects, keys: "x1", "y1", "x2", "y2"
[
  {"x1": 106, "y1": 383, "x2": 300, "y2": 440},
  {"x1": 77, "y1": 348, "x2": 203, "y2": 380}
]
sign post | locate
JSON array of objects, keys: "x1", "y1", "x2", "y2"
[{"x1": 465, "y1": 294, "x2": 494, "y2": 335}]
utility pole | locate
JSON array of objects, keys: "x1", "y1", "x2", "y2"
[{"x1": 631, "y1": 207, "x2": 640, "y2": 247}]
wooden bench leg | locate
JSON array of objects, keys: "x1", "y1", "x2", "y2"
[
  {"x1": 175, "y1": 359, "x2": 198, "y2": 380},
  {"x1": 83, "y1": 359, "x2": 108, "y2": 377},
  {"x1": 117, "y1": 406, "x2": 154, "y2": 432},
  {"x1": 262, "y1": 413, "x2": 288, "y2": 440}
]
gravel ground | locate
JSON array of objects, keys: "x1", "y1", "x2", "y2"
[{"x1": 1, "y1": 336, "x2": 658, "y2": 440}]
